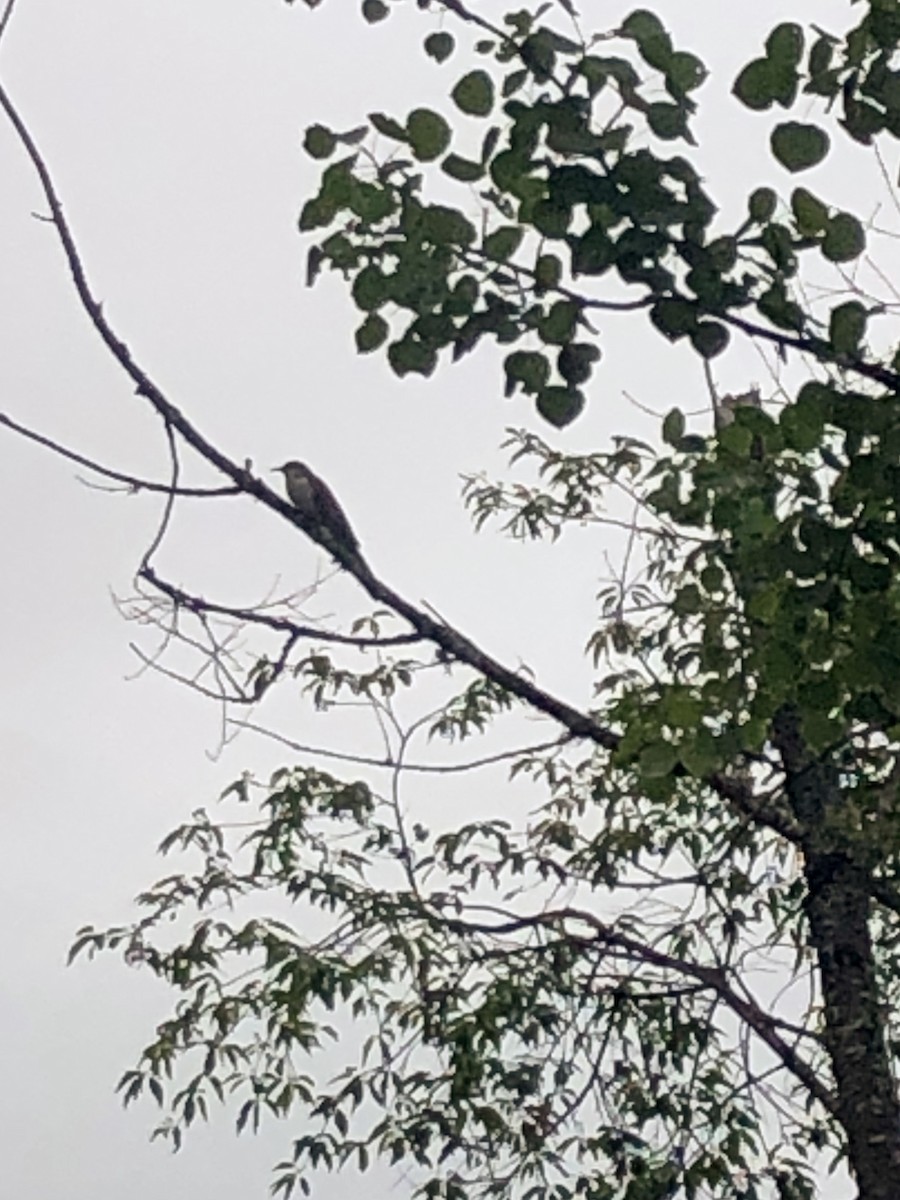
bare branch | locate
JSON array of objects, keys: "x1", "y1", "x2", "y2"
[
  {"x1": 140, "y1": 565, "x2": 421, "y2": 648},
  {"x1": 230, "y1": 716, "x2": 574, "y2": 774},
  {"x1": 0, "y1": 0, "x2": 18, "y2": 46},
  {"x1": 0, "y1": 410, "x2": 241, "y2": 498}
]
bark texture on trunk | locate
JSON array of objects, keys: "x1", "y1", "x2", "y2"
[{"x1": 773, "y1": 707, "x2": 900, "y2": 1200}]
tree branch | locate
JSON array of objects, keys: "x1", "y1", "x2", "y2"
[
  {"x1": 721, "y1": 310, "x2": 900, "y2": 393},
  {"x1": 444, "y1": 903, "x2": 838, "y2": 1118},
  {"x1": 140, "y1": 565, "x2": 421, "y2": 648},
  {"x1": 0, "y1": 410, "x2": 242, "y2": 498},
  {"x1": 0, "y1": 0, "x2": 18, "y2": 46}
]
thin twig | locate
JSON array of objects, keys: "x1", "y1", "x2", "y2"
[
  {"x1": 0, "y1": 411, "x2": 241, "y2": 498},
  {"x1": 141, "y1": 565, "x2": 422, "y2": 648},
  {"x1": 229, "y1": 716, "x2": 573, "y2": 774},
  {"x1": 0, "y1": 0, "x2": 18, "y2": 46}
]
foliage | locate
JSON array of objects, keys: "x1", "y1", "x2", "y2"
[{"x1": 298, "y1": 2, "x2": 895, "y2": 429}]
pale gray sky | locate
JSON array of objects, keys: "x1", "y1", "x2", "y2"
[{"x1": 0, "y1": 1, "x2": 874, "y2": 1196}]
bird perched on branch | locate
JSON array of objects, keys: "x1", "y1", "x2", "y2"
[{"x1": 273, "y1": 461, "x2": 361, "y2": 558}]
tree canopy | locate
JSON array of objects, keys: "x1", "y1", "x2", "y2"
[{"x1": 4, "y1": 1, "x2": 900, "y2": 1199}]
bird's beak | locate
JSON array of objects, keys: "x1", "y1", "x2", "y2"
[{"x1": 272, "y1": 465, "x2": 287, "y2": 473}]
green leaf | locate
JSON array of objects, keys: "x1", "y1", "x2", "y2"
[
  {"x1": 303, "y1": 124, "x2": 337, "y2": 160},
  {"x1": 690, "y1": 322, "x2": 729, "y2": 359},
  {"x1": 444, "y1": 274, "x2": 479, "y2": 316},
  {"x1": 808, "y1": 33, "x2": 835, "y2": 78},
  {"x1": 650, "y1": 297, "x2": 697, "y2": 341},
  {"x1": 849, "y1": 557, "x2": 892, "y2": 594},
  {"x1": 647, "y1": 102, "x2": 692, "y2": 142},
  {"x1": 362, "y1": 0, "x2": 389, "y2": 21},
  {"x1": 841, "y1": 96, "x2": 884, "y2": 145},
  {"x1": 421, "y1": 205, "x2": 477, "y2": 246},
  {"x1": 388, "y1": 336, "x2": 438, "y2": 378},
  {"x1": 733, "y1": 58, "x2": 796, "y2": 111},
  {"x1": 334, "y1": 125, "x2": 368, "y2": 147},
  {"x1": 661, "y1": 687, "x2": 704, "y2": 726},
  {"x1": 320, "y1": 160, "x2": 355, "y2": 206},
  {"x1": 733, "y1": 59, "x2": 771, "y2": 109},
  {"x1": 679, "y1": 727, "x2": 720, "y2": 777},
  {"x1": 718, "y1": 422, "x2": 754, "y2": 458},
  {"x1": 503, "y1": 350, "x2": 550, "y2": 397},
  {"x1": 306, "y1": 245, "x2": 324, "y2": 287},
  {"x1": 538, "y1": 300, "x2": 579, "y2": 345},
  {"x1": 801, "y1": 709, "x2": 844, "y2": 753},
  {"x1": 410, "y1": 311, "x2": 455, "y2": 349},
  {"x1": 490, "y1": 149, "x2": 540, "y2": 201},
  {"x1": 746, "y1": 583, "x2": 781, "y2": 624},
  {"x1": 534, "y1": 254, "x2": 562, "y2": 291},
  {"x1": 707, "y1": 236, "x2": 737, "y2": 272},
  {"x1": 662, "y1": 408, "x2": 685, "y2": 446},
  {"x1": 770, "y1": 122, "x2": 830, "y2": 172},
  {"x1": 619, "y1": 10, "x2": 668, "y2": 42},
  {"x1": 742, "y1": 495, "x2": 778, "y2": 537},
  {"x1": 757, "y1": 282, "x2": 804, "y2": 330},
  {"x1": 700, "y1": 563, "x2": 724, "y2": 593},
  {"x1": 520, "y1": 31, "x2": 557, "y2": 82},
  {"x1": 355, "y1": 313, "x2": 390, "y2": 353},
  {"x1": 451, "y1": 70, "x2": 494, "y2": 117},
  {"x1": 321, "y1": 232, "x2": 357, "y2": 270},
  {"x1": 483, "y1": 225, "x2": 524, "y2": 261},
  {"x1": 298, "y1": 194, "x2": 338, "y2": 232},
  {"x1": 352, "y1": 265, "x2": 388, "y2": 311},
  {"x1": 441, "y1": 154, "x2": 485, "y2": 182},
  {"x1": 579, "y1": 56, "x2": 610, "y2": 98},
  {"x1": 532, "y1": 199, "x2": 572, "y2": 238},
  {"x1": 502, "y1": 68, "x2": 529, "y2": 98},
  {"x1": 666, "y1": 51, "x2": 707, "y2": 96},
  {"x1": 407, "y1": 108, "x2": 451, "y2": 162},
  {"x1": 766, "y1": 22, "x2": 804, "y2": 66},
  {"x1": 424, "y1": 31, "x2": 454, "y2": 63},
  {"x1": 369, "y1": 112, "x2": 408, "y2": 142},
  {"x1": 348, "y1": 181, "x2": 395, "y2": 224},
  {"x1": 748, "y1": 187, "x2": 777, "y2": 224},
  {"x1": 829, "y1": 301, "x2": 867, "y2": 355},
  {"x1": 537, "y1": 387, "x2": 585, "y2": 428},
  {"x1": 780, "y1": 402, "x2": 825, "y2": 453},
  {"x1": 620, "y1": 9, "x2": 673, "y2": 72},
  {"x1": 822, "y1": 212, "x2": 865, "y2": 263},
  {"x1": 558, "y1": 342, "x2": 601, "y2": 386},
  {"x1": 791, "y1": 187, "x2": 829, "y2": 235},
  {"x1": 570, "y1": 227, "x2": 615, "y2": 276},
  {"x1": 481, "y1": 126, "x2": 500, "y2": 162},
  {"x1": 760, "y1": 223, "x2": 797, "y2": 274},
  {"x1": 639, "y1": 741, "x2": 679, "y2": 779}
]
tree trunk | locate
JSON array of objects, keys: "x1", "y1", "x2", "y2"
[{"x1": 773, "y1": 707, "x2": 900, "y2": 1199}]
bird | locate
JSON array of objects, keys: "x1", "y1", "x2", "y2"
[{"x1": 273, "y1": 461, "x2": 361, "y2": 557}]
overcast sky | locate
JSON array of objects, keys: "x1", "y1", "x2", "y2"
[{"x1": 0, "y1": 1, "x2": 879, "y2": 1196}]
